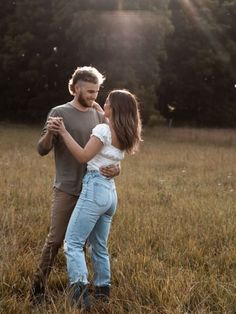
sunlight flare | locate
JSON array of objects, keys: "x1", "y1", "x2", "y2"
[{"x1": 180, "y1": 0, "x2": 234, "y2": 76}]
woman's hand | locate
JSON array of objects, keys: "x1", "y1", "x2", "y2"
[
  {"x1": 47, "y1": 117, "x2": 67, "y2": 136},
  {"x1": 56, "y1": 118, "x2": 67, "y2": 136},
  {"x1": 47, "y1": 117, "x2": 62, "y2": 134},
  {"x1": 92, "y1": 102, "x2": 104, "y2": 113}
]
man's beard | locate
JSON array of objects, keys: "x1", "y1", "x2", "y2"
[{"x1": 78, "y1": 93, "x2": 92, "y2": 108}]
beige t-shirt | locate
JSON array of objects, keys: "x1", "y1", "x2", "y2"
[{"x1": 40, "y1": 102, "x2": 105, "y2": 195}]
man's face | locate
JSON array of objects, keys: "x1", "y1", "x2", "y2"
[{"x1": 76, "y1": 82, "x2": 100, "y2": 108}]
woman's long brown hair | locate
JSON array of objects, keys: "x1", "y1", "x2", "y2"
[{"x1": 108, "y1": 90, "x2": 142, "y2": 154}]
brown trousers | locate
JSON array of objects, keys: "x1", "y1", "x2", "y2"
[{"x1": 33, "y1": 188, "x2": 78, "y2": 285}]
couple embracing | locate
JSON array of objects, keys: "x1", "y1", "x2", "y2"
[{"x1": 31, "y1": 66, "x2": 142, "y2": 310}]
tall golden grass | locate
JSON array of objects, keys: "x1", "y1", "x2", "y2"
[{"x1": 0, "y1": 124, "x2": 235, "y2": 313}]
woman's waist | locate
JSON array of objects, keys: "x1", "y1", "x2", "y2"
[{"x1": 84, "y1": 170, "x2": 115, "y2": 186}]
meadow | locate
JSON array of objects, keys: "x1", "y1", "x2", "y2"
[{"x1": 0, "y1": 124, "x2": 235, "y2": 314}]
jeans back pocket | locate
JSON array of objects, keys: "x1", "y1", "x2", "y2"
[{"x1": 93, "y1": 181, "x2": 110, "y2": 207}]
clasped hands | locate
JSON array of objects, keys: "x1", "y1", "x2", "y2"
[{"x1": 47, "y1": 117, "x2": 65, "y2": 135}]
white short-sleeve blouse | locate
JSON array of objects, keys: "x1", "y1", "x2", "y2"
[{"x1": 87, "y1": 124, "x2": 124, "y2": 171}]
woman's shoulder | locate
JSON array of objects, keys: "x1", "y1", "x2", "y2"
[
  {"x1": 92, "y1": 124, "x2": 111, "y2": 143},
  {"x1": 93, "y1": 123, "x2": 110, "y2": 133}
]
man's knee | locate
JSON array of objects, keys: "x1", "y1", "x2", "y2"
[{"x1": 44, "y1": 235, "x2": 64, "y2": 251}]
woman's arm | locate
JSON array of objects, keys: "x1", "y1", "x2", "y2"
[
  {"x1": 58, "y1": 121, "x2": 103, "y2": 163},
  {"x1": 92, "y1": 101, "x2": 104, "y2": 113},
  {"x1": 92, "y1": 102, "x2": 109, "y2": 124}
]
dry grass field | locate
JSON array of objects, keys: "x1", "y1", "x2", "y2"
[{"x1": 0, "y1": 124, "x2": 235, "y2": 314}]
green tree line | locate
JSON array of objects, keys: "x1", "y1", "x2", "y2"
[{"x1": 1, "y1": 0, "x2": 235, "y2": 127}]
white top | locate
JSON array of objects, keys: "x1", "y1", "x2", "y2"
[{"x1": 87, "y1": 124, "x2": 124, "y2": 171}]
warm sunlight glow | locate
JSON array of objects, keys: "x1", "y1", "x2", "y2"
[
  {"x1": 180, "y1": 0, "x2": 232, "y2": 76},
  {"x1": 100, "y1": 10, "x2": 161, "y2": 54}
]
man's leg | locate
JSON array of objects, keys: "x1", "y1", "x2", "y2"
[{"x1": 31, "y1": 188, "x2": 78, "y2": 297}]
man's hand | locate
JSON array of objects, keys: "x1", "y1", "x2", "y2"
[
  {"x1": 100, "y1": 164, "x2": 120, "y2": 179},
  {"x1": 47, "y1": 117, "x2": 63, "y2": 134},
  {"x1": 37, "y1": 117, "x2": 62, "y2": 156}
]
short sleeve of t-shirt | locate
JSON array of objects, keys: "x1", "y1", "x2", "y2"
[{"x1": 91, "y1": 124, "x2": 110, "y2": 145}]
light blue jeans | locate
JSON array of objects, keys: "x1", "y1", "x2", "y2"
[{"x1": 64, "y1": 171, "x2": 117, "y2": 287}]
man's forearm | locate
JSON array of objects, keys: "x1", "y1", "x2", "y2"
[
  {"x1": 37, "y1": 131, "x2": 54, "y2": 156},
  {"x1": 99, "y1": 163, "x2": 121, "y2": 178}
]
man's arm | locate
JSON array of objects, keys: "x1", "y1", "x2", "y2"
[
  {"x1": 37, "y1": 117, "x2": 58, "y2": 156},
  {"x1": 37, "y1": 131, "x2": 54, "y2": 156},
  {"x1": 100, "y1": 163, "x2": 121, "y2": 179}
]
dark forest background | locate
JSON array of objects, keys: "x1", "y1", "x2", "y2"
[{"x1": 1, "y1": 0, "x2": 236, "y2": 127}]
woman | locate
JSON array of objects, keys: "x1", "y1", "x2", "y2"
[{"x1": 55, "y1": 90, "x2": 142, "y2": 309}]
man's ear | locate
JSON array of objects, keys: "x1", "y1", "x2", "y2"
[{"x1": 74, "y1": 82, "x2": 80, "y2": 95}]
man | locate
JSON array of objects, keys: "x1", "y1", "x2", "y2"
[{"x1": 31, "y1": 66, "x2": 119, "y2": 301}]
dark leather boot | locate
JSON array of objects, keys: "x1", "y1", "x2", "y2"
[
  {"x1": 94, "y1": 285, "x2": 110, "y2": 302},
  {"x1": 69, "y1": 282, "x2": 91, "y2": 310},
  {"x1": 30, "y1": 276, "x2": 46, "y2": 304}
]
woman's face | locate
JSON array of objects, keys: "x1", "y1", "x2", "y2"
[{"x1": 104, "y1": 97, "x2": 112, "y2": 118}]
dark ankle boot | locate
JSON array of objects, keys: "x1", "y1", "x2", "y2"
[
  {"x1": 30, "y1": 277, "x2": 46, "y2": 304},
  {"x1": 94, "y1": 285, "x2": 110, "y2": 302},
  {"x1": 69, "y1": 282, "x2": 91, "y2": 309}
]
